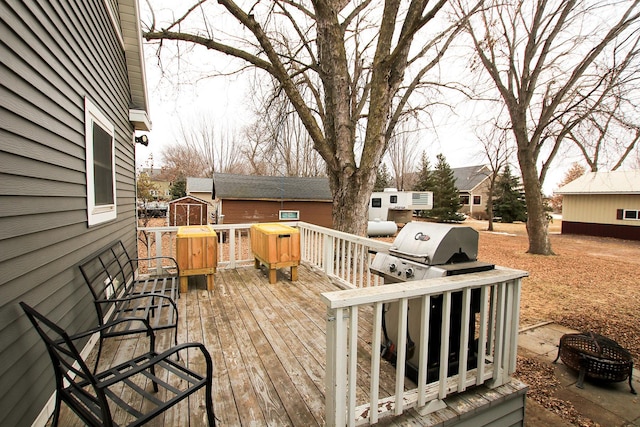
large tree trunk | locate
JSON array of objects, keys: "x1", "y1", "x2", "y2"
[
  {"x1": 518, "y1": 149, "x2": 554, "y2": 255},
  {"x1": 328, "y1": 167, "x2": 376, "y2": 236}
]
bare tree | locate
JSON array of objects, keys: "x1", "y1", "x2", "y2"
[
  {"x1": 458, "y1": 0, "x2": 640, "y2": 254},
  {"x1": 387, "y1": 120, "x2": 420, "y2": 190},
  {"x1": 476, "y1": 120, "x2": 514, "y2": 231},
  {"x1": 176, "y1": 115, "x2": 248, "y2": 175},
  {"x1": 564, "y1": 50, "x2": 640, "y2": 172},
  {"x1": 144, "y1": 0, "x2": 474, "y2": 235},
  {"x1": 244, "y1": 77, "x2": 326, "y2": 177},
  {"x1": 160, "y1": 143, "x2": 209, "y2": 181}
]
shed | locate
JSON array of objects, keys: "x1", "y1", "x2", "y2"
[
  {"x1": 191, "y1": 173, "x2": 333, "y2": 227},
  {"x1": 556, "y1": 170, "x2": 640, "y2": 240},
  {"x1": 168, "y1": 195, "x2": 212, "y2": 226}
]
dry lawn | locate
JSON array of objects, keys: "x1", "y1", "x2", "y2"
[
  {"x1": 470, "y1": 219, "x2": 640, "y2": 361},
  {"x1": 469, "y1": 219, "x2": 640, "y2": 426}
]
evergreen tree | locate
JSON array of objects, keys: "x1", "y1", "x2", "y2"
[
  {"x1": 413, "y1": 151, "x2": 434, "y2": 191},
  {"x1": 493, "y1": 165, "x2": 527, "y2": 222},
  {"x1": 374, "y1": 163, "x2": 393, "y2": 191},
  {"x1": 413, "y1": 152, "x2": 436, "y2": 218},
  {"x1": 427, "y1": 153, "x2": 464, "y2": 222},
  {"x1": 170, "y1": 175, "x2": 187, "y2": 200}
]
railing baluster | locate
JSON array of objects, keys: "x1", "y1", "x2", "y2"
[
  {"x1": 477, "y1": 285, "x2": 489, "y2": 385},
  {"x1": 457, "y1": 287, "x2": 471, "y2": 392},
  {"x1": 394, "y1": 298, "x2": 408, "y2": 415},
  {"x1": 490, "y1": 282, "x2": 507, "y2": 387},
  {"x1": 348, "y1": 306, "x2": 358, "y2": 426},
  {"x1": 370, "y1": 302, "x2": 383, "y2": 424},
  {"x1": 438, "y1": 291, "x2": 451, "y2": 400},
  {"x1": 509, "y1": 280, "x2": 522, "y2": 374},
  {"x1": 417, "y1": 295, "x2": 430, "y2": 406}
]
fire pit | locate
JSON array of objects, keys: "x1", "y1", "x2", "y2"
[{"x1": 553, "y1": 332, "x2": 636, "y2": 394}]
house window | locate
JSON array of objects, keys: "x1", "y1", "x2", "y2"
[
  {"x1": 279, "y1": 210, "x2": 299, "y2": 220},
  {"x1": 85, "y1": 98, "x2": 116, "y2": 226},
  {"x1": 623, "y1": 210, "x2": 639, "y2": 220},
  {"x1": 371, "y1": 198, "x2": 382, "y2": 208},
  {"x1": 473, "y1": 195, "x2": 482, "y2": 205},
  {"x1": 460, "y1": 195, "x2": 470, "y2": 205},
  {"x1": 390, "y1": 195, "x2": 398, "y2": 204}
]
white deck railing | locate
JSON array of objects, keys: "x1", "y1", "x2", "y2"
[
  {"x1": 137, "y1": 221, "x2": 527, "y2": 425},
  {"x1": 137, "y1": 221, "x2": 390, "y2": 289},
  {"x1": 322, "y1": 267, "x2": 527, "y2": 426}
]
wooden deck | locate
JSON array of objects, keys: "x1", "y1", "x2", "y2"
[{"x1": 51, "y1": 264, "x2": 527, "y2": 426}]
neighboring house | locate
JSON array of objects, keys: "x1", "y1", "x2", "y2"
[
  {"x1": 555, "y1": 170, "x2": 640, "y2": 241},
  {"x1": 168, "y1": 195, "x2": 212, "y2": 226},
  {"x1": 189, "y1": 174, "x2": 334, "y2": 227},
  {"x1": 0, "y1": 1, "x2": 150, "y2": 426},
  {"x1": 452, "y1": 165, "x2": 492, "y2": 218},
  {"x1": 140, "y1": 167, "x2": 171, "y2": 200}
]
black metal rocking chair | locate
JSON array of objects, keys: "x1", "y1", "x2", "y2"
[{"x1": 20, "y1": 302, "x2": 216, "y2": 426}]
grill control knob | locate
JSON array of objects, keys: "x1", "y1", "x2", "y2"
[
  {"x1": 405, "y1": 268, "x2": 414, "y2": 279},
  {"x1": 389, "y1": 263, "x2": 397, "y2": 272}
]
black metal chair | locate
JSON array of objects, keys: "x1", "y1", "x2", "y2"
[{"x1": 20, "y1": 302, "x2": 215, "y2": 426}]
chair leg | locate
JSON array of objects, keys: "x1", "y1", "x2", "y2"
[
  {"x1": 576, "y1": 367, "x2": 586, "y2": 389},
  {"x1": 150, "y1": 363, "x2": 159, "y2": 393},
  {"x1": 51, "y1": 393, "x2": 62, "y2": 427},
  {"x1": 206, "y1": 381, "x2": 216, "y2": 426},
  {"x1": 93, "y1": 338, "x2": 105, "y2": 374}
]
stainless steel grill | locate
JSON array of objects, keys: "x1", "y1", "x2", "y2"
[
  {"x1": 370, "y1": 222, "x2": 494, "y2": 283},
  {"x1": 370, "y1": 222, "x2": 494, "y2": 384}
]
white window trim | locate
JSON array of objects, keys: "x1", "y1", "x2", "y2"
[
  {"x1": 279, "y1": 210, "x2": 300, "y2": 220},
  {"x1": 623, "y1": 209, "x2": 640, "y2": 220},
  {"x1": 85, "y1": 97, "x2": 117, "y2": 226}
]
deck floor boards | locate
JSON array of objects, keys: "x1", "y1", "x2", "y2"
[{"x1": 49, "y1": 264, "x2": 526, "y2": 426}]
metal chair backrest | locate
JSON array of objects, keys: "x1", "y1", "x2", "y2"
[{"x1": 20, "y1": 302, "x2": 109, "y2": 426}]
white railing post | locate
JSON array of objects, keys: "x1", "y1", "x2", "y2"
[
  {"x1": 323, "y1": 233, "x2": 334, "y2": 277},
  {"x1": 326, "y1": 307, "x2": 347, "y2": 427},
  {"x1": 154, "y1": 230, "x2": 163, "y2": 275},
  {"x1": 228, "y1": 228, "x2": 237, "y2": 269}
]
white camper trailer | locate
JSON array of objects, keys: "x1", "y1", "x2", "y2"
[{"x1": 368, "y1": 189, "x2": 433, "y2": 223}]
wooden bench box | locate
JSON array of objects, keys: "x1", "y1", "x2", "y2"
[
  {"x1": 250, "y1": 223, "x2": 300, "y2": 284},
  {"x1": 176, "y1": 225, "x2": 218, "y2": 292}
]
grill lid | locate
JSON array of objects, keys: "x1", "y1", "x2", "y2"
[{"x1": 388, "y1": 222, "x2": 479, "y2": 265}]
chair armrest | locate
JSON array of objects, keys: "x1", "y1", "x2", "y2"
[
  {"x1": 129, "y1": 256, "x2": 180, "y2": 276},
  {"x1": 66, "y1": 317, "x2": 154, "y2": 341}
]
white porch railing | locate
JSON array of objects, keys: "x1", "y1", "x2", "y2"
[
  {"x1": 322, "y1": 267, "x2": 527, "y2": 426},
  {"x1": 137, "y1": 221, "x2": 527, "y2": 425},
  {"x1": 137, "y1": 222, "x2": 391, "y2": 290}
]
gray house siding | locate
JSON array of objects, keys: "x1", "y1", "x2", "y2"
[{"x1": 0, "y1": 1, "x2": 140, "y2": 426}]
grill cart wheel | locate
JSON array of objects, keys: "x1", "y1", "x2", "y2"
[{"x1": 553, "y1": 332, "x2": 636, "y2": 394}]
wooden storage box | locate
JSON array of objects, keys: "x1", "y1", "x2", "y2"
[
  {"x1": 176, "y1": 225, "x2": 218, "y2": 293},
  {"x1": 250, "y1": 223, "x2": 300, "y2": 284}
]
